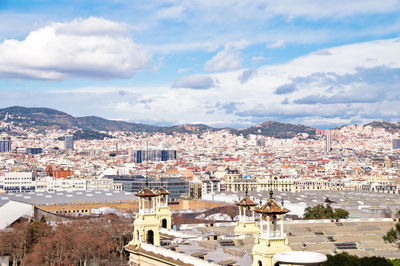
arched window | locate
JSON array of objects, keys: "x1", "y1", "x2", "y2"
[
  {"x1": 147, "y1": 230, "x2": 154, "y2": 245},
  {"x1": 258, "y1": 260, "x2": 263, "y2": 266},
  {"x1": 162, "y1": 219, "x2": 167, "y2": 229}
]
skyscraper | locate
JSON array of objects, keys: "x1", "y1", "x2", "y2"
[
  {"x1": 393, "y1": 139, "x2": 400, "y2": 150},
  {"x1": 325, "y1": 134, "x2": 331, "y2": 152},
  {"x1": 0, "y1": 136, "x2": 11, "y2": 153},
  {"x1": 64, "y1": 134, "x2": 74, "y2": 150},
  {"x1": 132, "y1": 150, "x2": 177, "y2": 163}
]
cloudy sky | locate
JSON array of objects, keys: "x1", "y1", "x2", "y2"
[{"x1": 1, "y1": 0, "x2": 400, "y2": 128}]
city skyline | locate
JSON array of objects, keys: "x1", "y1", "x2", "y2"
[{"x1": 1, "y1": 1, "x2": 400, "y2": 128}]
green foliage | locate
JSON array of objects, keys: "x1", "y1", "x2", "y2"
[
  {"x1": 303, "y1": 204, "x2": 349, "y2": 219},
  {"x1": 383, "y1": 222, "x2": 400, "y2": 248},
  {"x1": 324, "y1": 252, "x2": 392, "y2": 266},
  {"x1": 56, "y1": 130, "x2": 114, "y2": 141},
  {"x1": 234, "y1": 120, "x2": 316, "y2": 139},
  {"x1": 73, "y1": 130, "x2": 114, "y2": 140},
  {"x1": 390, "y1": 258, "x2": 400, "y2": 266}
]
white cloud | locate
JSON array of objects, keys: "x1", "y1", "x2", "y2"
[
  {"x1": 251, "y1": 56, "x2": 267, "y2": 62},
  {"x1": 172, "y1": 74, "x2": 218, "y2": 89},
  {"x1": 185, "y1": 0, "x2": 400, "y2": 20},
  {"x1": 264, "y1": 0, "x2": 400, "y2": 19},
  {"x1": 154, "y1": 6, "x2": 186, "y2": 20},
  {"x1": 178, "y1": 68, "x2": 191, "y2": 73},
  {"x1": 266, "y1": 40, "x2": 285, "y2": 48},
  {"x1": 0, "y1": 17, "x2": 150, "y2": 80},
  {"x1": 6, "y1": 37, "x2": 400, "y2": 128},
  {"x1": 204, "y1": 40, "x2": 249, "y2": 72}
]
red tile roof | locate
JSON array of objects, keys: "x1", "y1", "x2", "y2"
[
  {"x1": 235, "y1": 196, "x2": 258, "y2": 207},
  {"x1": 136, "y1": 187, "x2": 158, "y2": 197},
  {"x1": 157, "y1": 187, "x2": 170, "y2": 196},
  {"x1": 255, "y1": 199, "x2": 289, "y2": 215}
]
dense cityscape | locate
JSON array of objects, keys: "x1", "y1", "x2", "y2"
[
  {"x1": 2, "y1": 0, "x2": 400, "y2": 265},
  {"x1": 0, "y1": 107, "x2": 400, "y2": 265}
]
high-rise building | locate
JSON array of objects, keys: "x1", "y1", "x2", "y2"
[
  {"x1": 393, "y1": 139, "x2": 400, "y2": 150},
  {"x1": 256, "y1": 137, "x2": 266, "y2": 147},
  {"x1": 0, "y1": 136, "x2": 11, "y2": 153},
  {"x1": 132, "y1": 150, "x2": 177, "y2": 163},
  {"x1": 64, "y1": 134, "x2": 74, "y2": 150},
  {"x1": 325, "y1": 134, "x2": 331, "y2": 152}
]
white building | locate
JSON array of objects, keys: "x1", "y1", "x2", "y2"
[
  {"x1": 1, "y1": 172, "x2": 35, "y2": 193},
  {"x1": 35, "y1": 176, "x2": 122, "y2": 192}
]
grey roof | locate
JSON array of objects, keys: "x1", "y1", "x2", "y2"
[{"x1": 0, "y1": 190, "x2": 137, "y2": 206}]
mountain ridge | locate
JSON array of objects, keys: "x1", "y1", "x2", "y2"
[{"x1": 1, "y1": 106, "x2": 399, "y2": 138}]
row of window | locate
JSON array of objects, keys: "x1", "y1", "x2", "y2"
[{"x1": 55, "y1": 209, "x2": 90, "y2": 214}]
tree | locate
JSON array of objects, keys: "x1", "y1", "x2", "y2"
[
  {"x1": 1, "y1": 216, "x2": 134, "y2": 265},
  {"x1": 324, "y1": 252, "x2": 392, "y2": 266},
  {"x1": 0, "y1": 222, "x2": 28, "y2": 265},
  {"x1": 383, "y1": 222, "x2": 400, "y2": 248},
  {"x1": 303, "y1": 204, "x2": 349, "y2": 219}
]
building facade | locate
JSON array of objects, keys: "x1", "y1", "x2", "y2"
[
  {"x1": 132, "y1": 150, "x2": 177, "y2": 163},
  {"x1": 104, "y1": 175, "x2": 189, "y2": 200},
  {"x1": 0, "y1": 136, "x2": 11, "y2": 153},
  {"x1": 64, "y1": 134, "x2": 74, "y2": 150}
]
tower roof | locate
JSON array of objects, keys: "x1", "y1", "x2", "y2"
[
  {"x1": 235, "y1": 196, "x2": 258, "y2": 207},
  {"x1": 156, "y1": 187, "x2": 170, "y2": 196},
  {"x1": 255, "y1": 199, "x2": 289, "y2": 215},
  {"x1": 136, "y1": 187, "x2": 158, "y2": 198}
]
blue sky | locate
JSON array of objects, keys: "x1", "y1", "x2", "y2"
[{"x1": 1, "y1": 0, "x2": 400, "y2": 128}]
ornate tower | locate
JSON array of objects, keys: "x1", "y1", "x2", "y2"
[
  {"x1": 131, "y1": 187, "x2": 161, "y2": 247},
  {"x1": 252, "y1": 190, "x2": 291, "y2": 266},
  {"x1": 156, "y1": 187, "x2": 173, "y2": 230},
  {"x1": 234, "y1": 190, "x2": 259, "y2": 236}
]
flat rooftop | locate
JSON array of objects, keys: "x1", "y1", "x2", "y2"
[
  {"x1": 0, "y1": 190, "x2": 137, "y2": 206},
  {"x1": 171, "y1": 219, "x2": 400, "y2": 265}
]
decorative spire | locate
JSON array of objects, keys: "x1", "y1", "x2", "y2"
[
  {"x1": 281, "y1": 197, "x2": 284, "y2": 206},
  {"x1": 269, "y1": 189, "x2": 274, "y2": 200},
  {"x1": 245, "y1": 184, "x2": 248, "y2": 197}
]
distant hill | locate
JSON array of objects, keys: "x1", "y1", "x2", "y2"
[
  {"x1": 366, "y1": 121, "x2": 400, "y2": 133},
  {"x1": 235, "y1": 120, "x2": 316, "y2": 139},
  {"x1": 0, "y1": 106, "x2": 318, "y2": 138},
  {"x1": 0, "y1": 106, "x2": 219, "y2": 134}
]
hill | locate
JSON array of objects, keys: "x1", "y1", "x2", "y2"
[
  {"x1": 236, "y1": 120, "x2": 316, "y2": 139},
  {"x1": 366, "y1": 121, "x2": 400, "y2": 133},
  {"x1": 0, "y1": 106, "x2": 219, "y2": 134},
  {"x1": 0, "y1": 106, "x2": 318, "y2": 138}
]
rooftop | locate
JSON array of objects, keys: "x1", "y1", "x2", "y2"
[{"x1": 0, "y1": 190, "x2": 137, "y2": 206}]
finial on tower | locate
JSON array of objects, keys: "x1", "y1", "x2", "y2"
[
  {"x1": 269, "y1": 189, "x2": 274, "y2": 200},
  {"x1": 245, "y1": 184, "x2": 249, "y2": 197}
]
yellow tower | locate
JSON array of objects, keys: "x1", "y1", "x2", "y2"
[
  {"x1": 234, "y1": 189, "x2": 259, "y2": 236},
  {"x1": 156, "y1": 187, "x2": 173, "y2": 230},
  {"x1": 131, "y1": 187, "x2": 161, "y2": 247},
  {"x1": 252, "y1": 190, "x2": 291, "y2": 266}
]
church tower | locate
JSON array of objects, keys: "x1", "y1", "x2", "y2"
[
  {"x1": 234, "y1": 189, "x2": 259, "y2": 236},
  {"x1": 131, "y1": 187, "x2": 161, "y2": 247},
  {"x1": 252, "y1": 190, "x2": 291, "y2": 266},
  {"x1": 156, "y1": 187, "x2": 173, "y2": 230}
]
